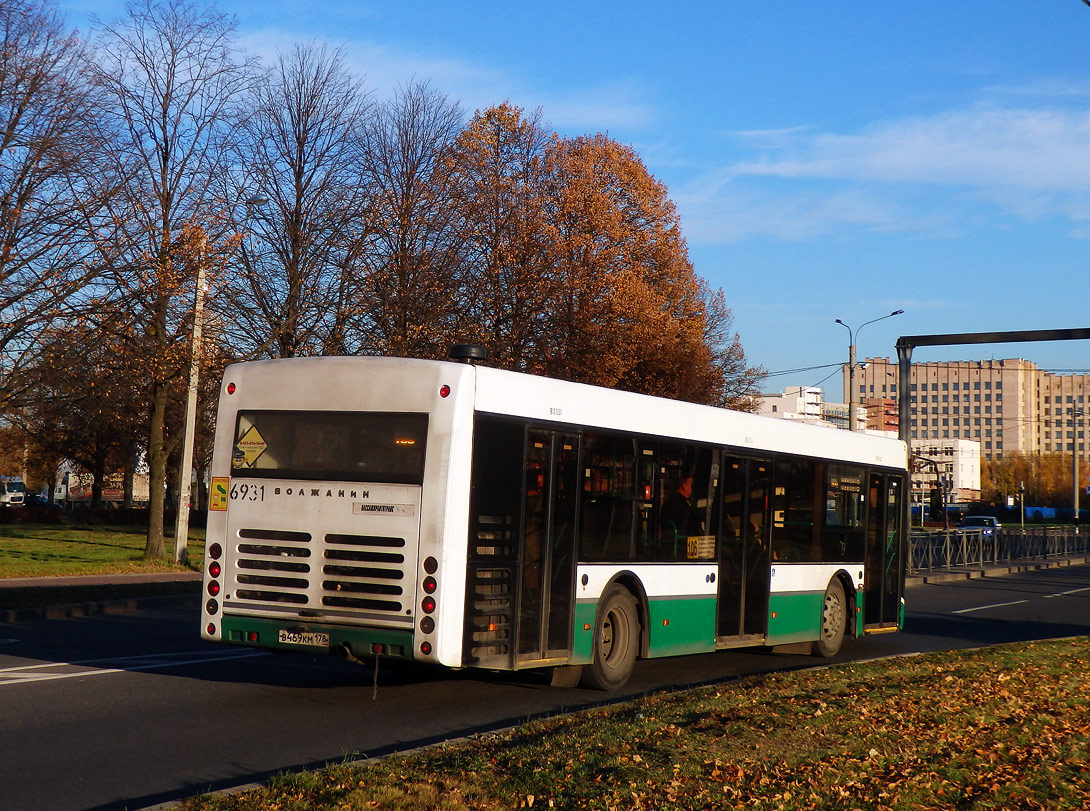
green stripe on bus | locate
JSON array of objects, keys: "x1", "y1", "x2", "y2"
[
  {"x1": 766, "y1": 591, "x2": 822, "y2": 645},
  {"x1": 646, "y1": 596, "x2": 716, "y2": 657},
  {"x1": 571, "y1": 601, "x2": 595, "y2": 665},
  {"x1": 573, "y1": 595, "x2": 717, "y2": 662},
  {"x1": 220, "y1": 616, "x2": 415, "y2": 659}
]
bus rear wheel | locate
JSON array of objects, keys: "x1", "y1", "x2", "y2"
[
  {"x1": 580, "y1": 584, "x2": 639, "y2": 691},
  {"x1": 812, "y1": 578, "x2": 846, "y2": 658}
]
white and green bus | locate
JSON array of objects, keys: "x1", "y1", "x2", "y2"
[{"x1": 202, "y1": 352, "x2": 907, "y2": 690}]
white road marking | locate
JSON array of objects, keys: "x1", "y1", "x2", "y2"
[
  {"x1": 953, "y1": 600, "x2": 1028, "y2": 614},
  {"x1": 0, "y1": 649, "x2": 266, "y2": 686},
  {"x1": 1044, "y1": 587, "x2": 1090, "y2": 598}
]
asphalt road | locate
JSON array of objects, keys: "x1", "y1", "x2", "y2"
[{"x1": 2, "y1": 564, "x2": 1089, "y2": 811}]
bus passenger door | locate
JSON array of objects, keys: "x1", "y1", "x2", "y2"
[
  {"x1": 518, "y1": 431, "x2": 579, "y2": 662},
  {"x1": 717, "y1": 457, "x2": 772, "y2": 642},
  {"x1": 864, "y1": 473, "x2": 903, "y2": 629}
]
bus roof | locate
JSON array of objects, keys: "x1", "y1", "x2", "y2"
[{"x1": 221, "y1": 356, "x2": 907, "y2": 471}]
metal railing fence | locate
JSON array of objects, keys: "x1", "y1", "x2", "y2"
[{"x1": 908, "y1": 526, "x2": 1090, "y2": 573}]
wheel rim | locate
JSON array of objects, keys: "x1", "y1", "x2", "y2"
[
  {"x1": 600, "y1": 608, "x2": 625, "y2": 666},
  {"x1": 822, "y1": 588, "x2": 844, "y2": 640}
]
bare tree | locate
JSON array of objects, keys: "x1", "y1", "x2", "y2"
[
  {"x1": 348, "y1": 80, "x2": 465, "y2": 358},
  {"x1": 89, "y1": 0, "x2": 258, "y2": 559},
  {"x1": 221, "y1": 42, "x2": 370, "y2": 359},
  {"x1": 0, "y1": 0, "x2": 111, "y2": 412}
]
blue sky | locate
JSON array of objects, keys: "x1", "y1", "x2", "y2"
[{"x1": 62, "y1": 0, "x2": 1090, "y2": 394}]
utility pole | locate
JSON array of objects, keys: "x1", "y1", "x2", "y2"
[
  {"x1": 173, "y1": 233, "x2": 208, "y2": 565},
  {"x1": 1073, "y1": 408, "x2": 1084, "y2": 534}
]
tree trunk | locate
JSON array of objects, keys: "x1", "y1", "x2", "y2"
[{"x1": 144, "y1": 381, "x2": 169, "y2": 559}]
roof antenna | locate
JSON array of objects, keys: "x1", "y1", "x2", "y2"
[{"x1": 448, "y1": 344, "x2": 488, "y2": 364}]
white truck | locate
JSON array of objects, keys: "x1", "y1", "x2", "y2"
[
  {"x1": 0, "y1": 476, "x2": 26, "y2": 507},
  {"x1": 56, "y1": 472, "x2": 150, "y2": 508}
]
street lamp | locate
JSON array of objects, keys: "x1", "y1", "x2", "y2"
[
  {"x1": 835, "y1": 309, "x2": 904, "y2": 431},
  {"x1": 173, "y1": 196, "x2": 267, "y2": 564},
  {"x1": 173, "y1": 231, "x2": 208, "y2": 565},
  {"x1": 1071, "y1": 408, "x2": 1084, "y2": 534}
]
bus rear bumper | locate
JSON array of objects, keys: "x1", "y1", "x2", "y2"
[{"x1": 217, "y1": 615, "x2": 416, "y2": 661}]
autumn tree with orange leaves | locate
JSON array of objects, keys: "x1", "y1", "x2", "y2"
[{"x1": 442, "y1": 104, "x2": 763, "y2": 406}]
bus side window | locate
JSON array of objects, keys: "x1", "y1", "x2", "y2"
[
  {"x1": 580, "y1": 433, "x2": 636, "y2": 562},
  {"x1": 771, "y1": 459, "x2": 819, "y2": 562}
]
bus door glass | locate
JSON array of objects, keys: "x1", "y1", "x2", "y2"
[
  {"x1": 519, "y1": 430, "x2": 579, "y2": 661},
  {"x1": 718, "y1": 457, "x2": 771, "y2": 640},
  {"x1": 864, "y1": 473, "x2": 903, "y2": 627}
]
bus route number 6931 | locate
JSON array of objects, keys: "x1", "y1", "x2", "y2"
[{"x1": 230, "y1": 483, "x2": 265, "y2": 502}]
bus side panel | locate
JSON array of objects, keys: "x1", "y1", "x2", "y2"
[
  {"x1": 646, "y1": 595, "x2": 717, "y2": 657},
  {"x1": 766, "y1": 563, "x2": 860, "y2": 646},
  {"x1": 576, "y1": 564, "x2": 718, "y2": 661}
]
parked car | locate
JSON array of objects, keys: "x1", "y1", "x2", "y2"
[{"x1": 958, "y1": 515, "x2": 1001, "y2": 536}]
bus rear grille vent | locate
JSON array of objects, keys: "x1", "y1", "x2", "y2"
[
  {"x1": 321, "y1": 534, "x2": 406, "y2": 613},
  {"x1": 234, "y1": 529, "x2": 313, "y2": 605}
]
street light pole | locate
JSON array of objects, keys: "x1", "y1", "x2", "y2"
[
  {"x1": 1072, "y1": 408, "x2": 1084, "y2": 534},
  {"x1": 172, "y1": 197, "x2": 267, "y2": 564},
  {"x1": 173, "y1": 232, "x2": 208, "y2": 565},
  {"x1": 835, "y1": 309, "x2": 904, "y2": 432}
]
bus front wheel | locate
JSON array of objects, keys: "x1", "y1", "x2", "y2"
[
  {"x1": 580, "y1": 584, "x2": 639, "y2": 691},
  {"x1": 812, "y1": 578, "x2": 846, "y2": 658}
]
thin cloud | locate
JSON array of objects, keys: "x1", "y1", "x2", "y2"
[
  {"x1": 733, "y1": 107, "x2": 1090, "y2": 191},
  {"x1": 679, "y1": 102, "x2": 1090, "y2": 243}
]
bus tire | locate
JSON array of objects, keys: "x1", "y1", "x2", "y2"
[
  {"x1": 812, "y1": 578, "x2": 846, "y2": 658},
  {"x1": 580, "y1": 584, "x2": 639, "y2": 691}
]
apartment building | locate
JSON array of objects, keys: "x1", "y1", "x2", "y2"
[
  {"x1": 758, "y1": 386, "x2": 866, "y2": 430},
  {"x1": 852, "y1": 357, "x2": 1090, "y2": 460},
  {"x1": 912, "y1": 439, "x2": 982, "y2": 503},
  {"x1": 757, "y1": 385, "x2": 823, "y2": 424}
]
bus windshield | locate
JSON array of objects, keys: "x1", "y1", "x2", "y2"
[{"x1": 231, "y1": 410, "x2": 428, "y2": 484}]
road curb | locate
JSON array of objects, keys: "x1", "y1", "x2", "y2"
[
  {"x1": 0, "y1": 590, "x2": 201, "y2": 623},
  {"x1": 907, "y1": 553, "x2": 1090, "y2": 585}
]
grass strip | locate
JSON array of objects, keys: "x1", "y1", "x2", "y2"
[
  {"x1": 182, "y1": 637, "x2": 1090, "y2": 811},
  {"x1": 0, "y1": 524, "x2": 203, "y2": 579}
]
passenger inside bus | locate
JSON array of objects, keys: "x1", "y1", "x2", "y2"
[{"x1": 660, "y1": 475, "x2": 704, "y2": 540}]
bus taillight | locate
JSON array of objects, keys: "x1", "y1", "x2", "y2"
[
  {"x1": 227, "y1": 382, "x2": 236, "y2": 395},
  {"x1": 206, "y1": 599, "x2": 218, "y2": 614},
  {"x1": 208, "y1": 580, "x2": 220, "y2": 597},
  {"x1": 422, "y1": 576, "x2": 436, "y2": 594},
  {"x1": 420, "y1": 641, "x2": 432, "y2": 655},
  {"x1": 208, "y1": 561, "x2": 221, "y2": 578},
  {"x1": 421, "y1": 596, "x2": 436, "y2": 614},
  {"x1": 439, "y1": 385, "x2": 451, "y2": 398},
  {"x1": 208, "y1": 543, "x2": 222, "y2": 560}
]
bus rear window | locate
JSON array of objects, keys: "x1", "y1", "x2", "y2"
[{"x1": 232, "y1": 411, "x2": 428, "y2": 484}]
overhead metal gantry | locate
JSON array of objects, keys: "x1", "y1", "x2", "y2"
[
  {"x1": 895, "y1": 328, "x2": 1090, "y2": 445},
  {"x1": 892, "y1": 327, "x2": 1090, "y2": 565}
]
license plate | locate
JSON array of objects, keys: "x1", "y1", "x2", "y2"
[{"x1": 278, "y1": 629, "x2": 329, "y2": 647}]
